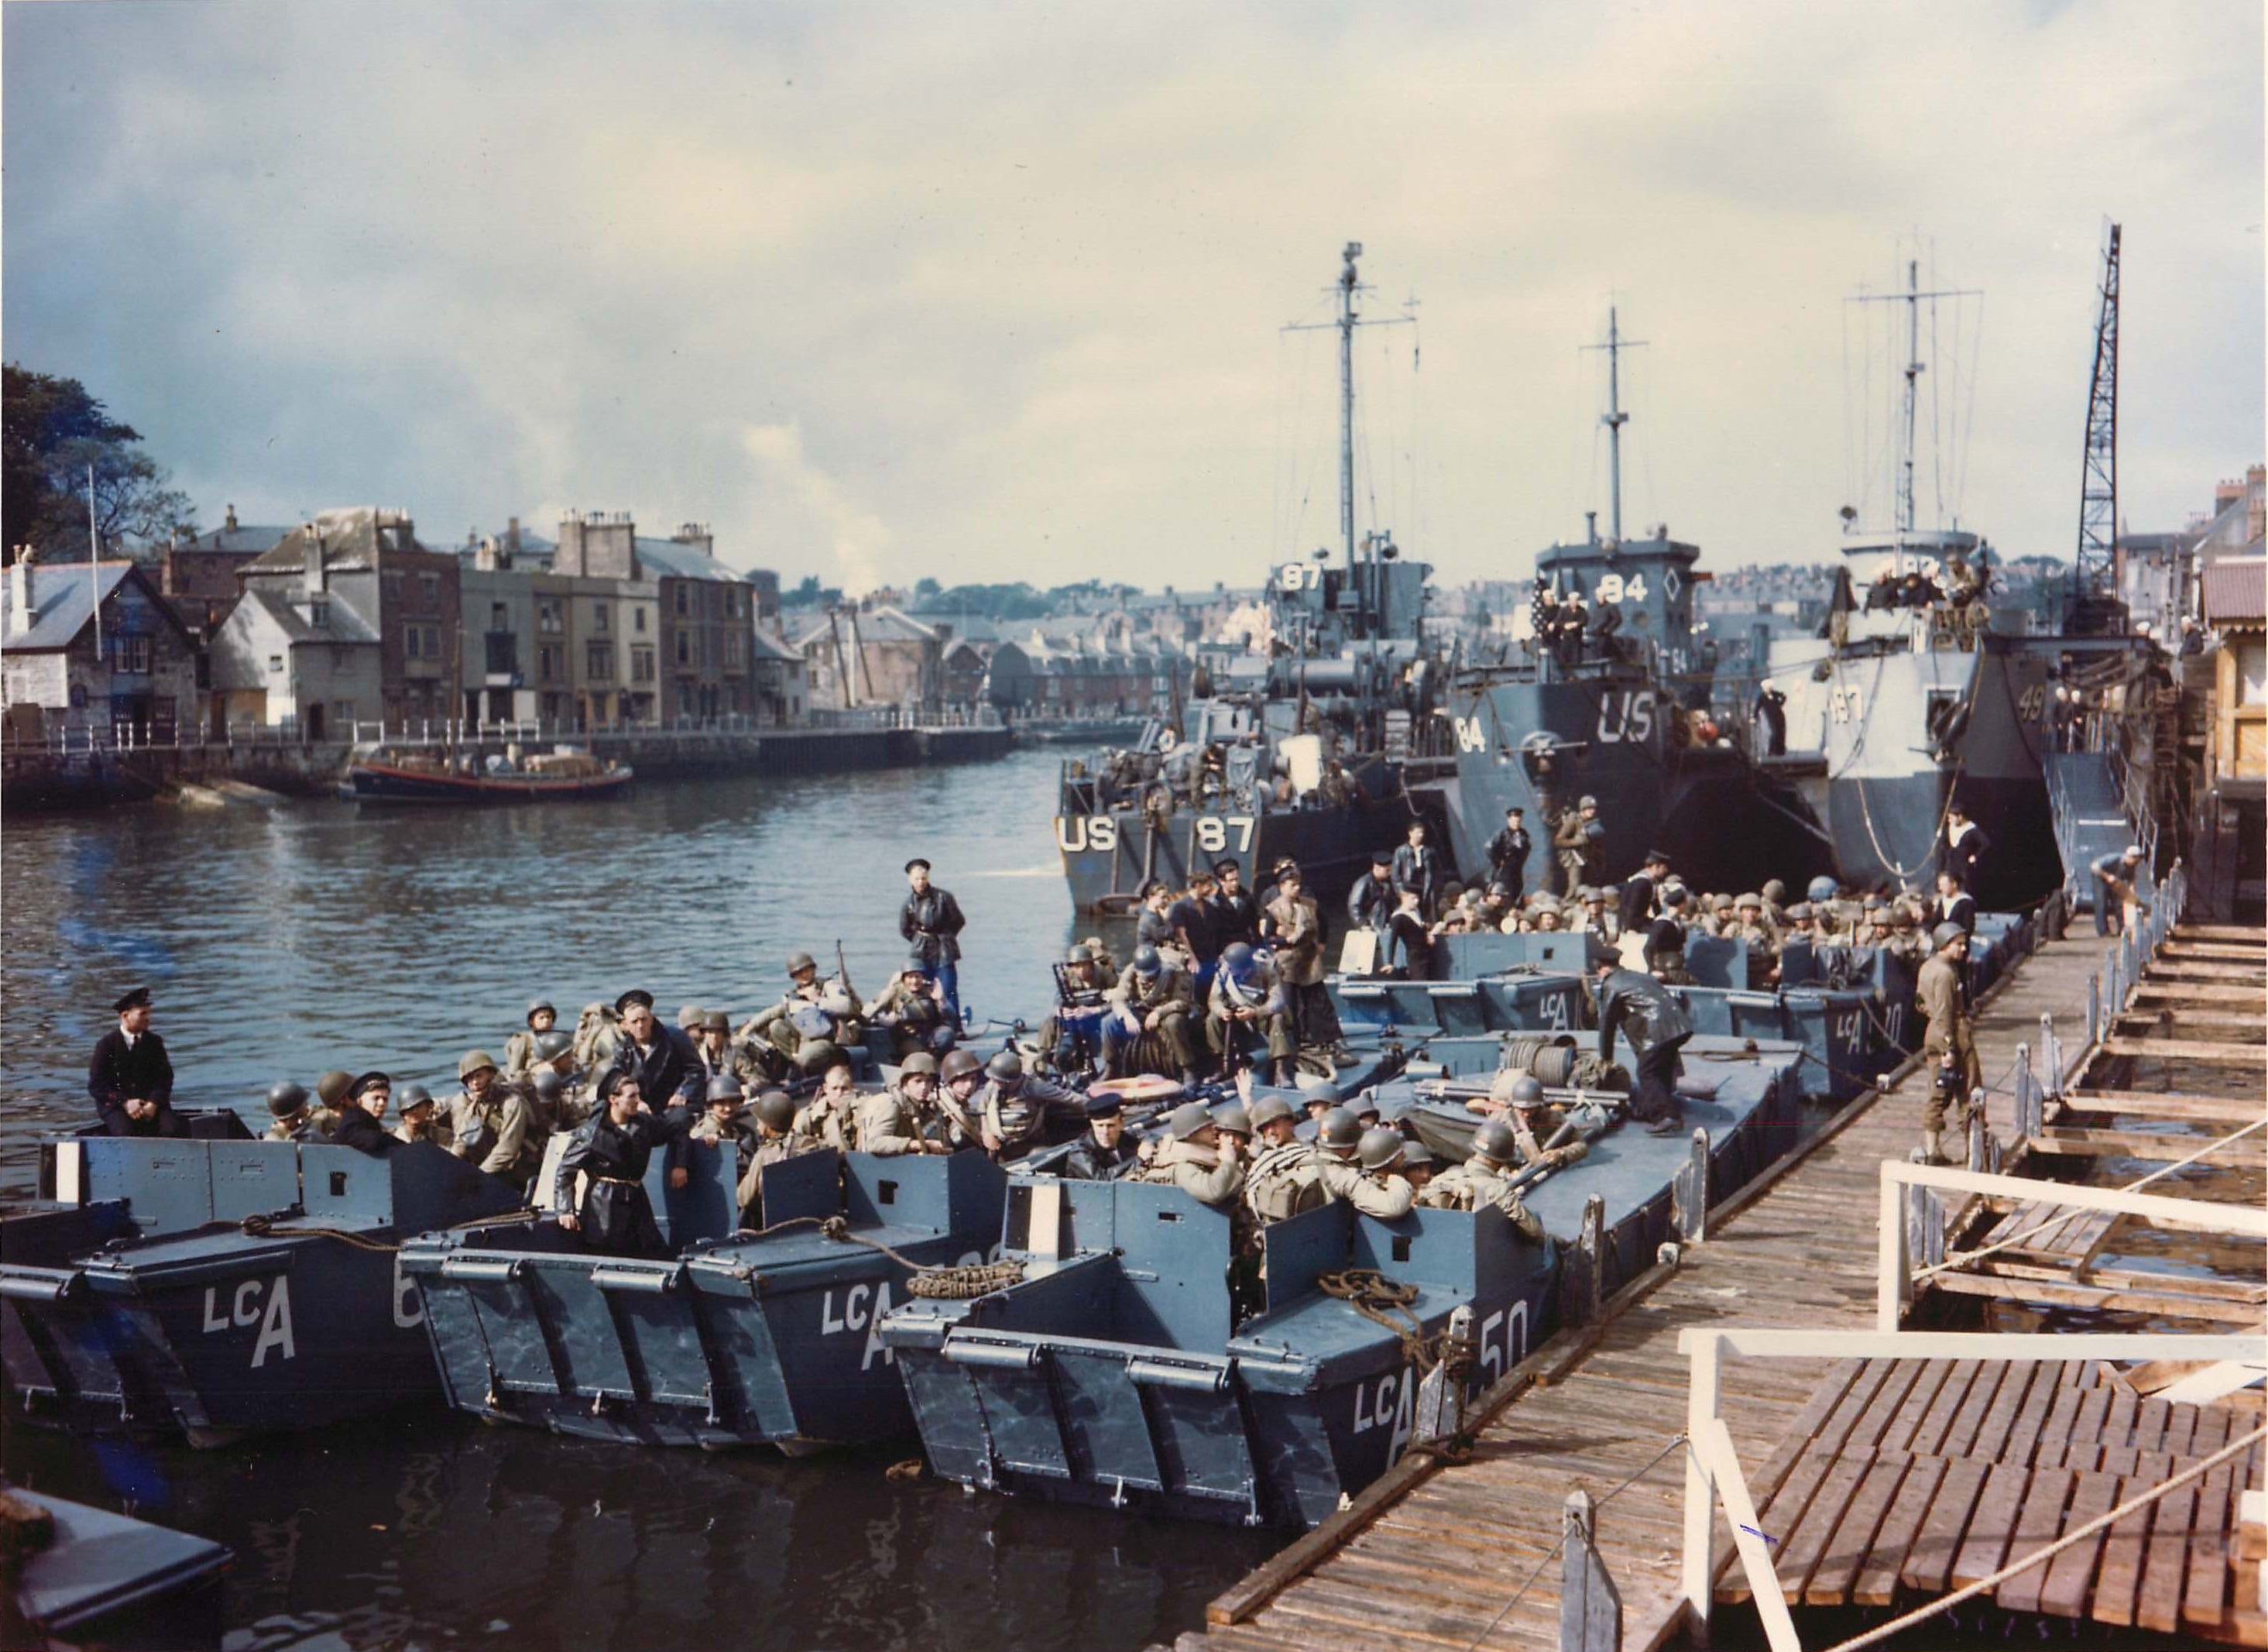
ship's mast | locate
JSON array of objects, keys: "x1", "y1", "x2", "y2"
[
  {"x1": 1848, "y1": 251, "x2": 1978, "y2": 551},
  {"x1": 1582, "y1": 307, "x2": 1648, "y2": 542}
]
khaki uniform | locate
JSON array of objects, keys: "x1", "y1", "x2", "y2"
[
  {"x1": 503, "y1": 1029, "x2": 539, "y2": 1080},
  {"x1": 1243, "y1": 1139, "x2": 1328, "y2": 1224},
  {"x1": 736, "y1": 1132, "x2": 825, "y2": 1224},
  {"x1": 1917, "y1": 953, "x2": 1981, "y2": 1129},
  {"x1": 856, "y1": 1084, "x2": 952, "y2": 1156},
  {"x1": 266, "y1": 1104, "x2": 338, "y2": 1142},
  {"x1": 741, "y1": 984, "x2": 864, "y2": 1072},
  {"x1": 1552, "y1": 811, "x2": 1601, "y2": 897},
  {"x1": 791, "y1": 1090, "x2": 863, "y2": 1154},
  {"x1": 1104, "y1": 967, "x2": 1200, "y2": 1076},
  {"x1": 1206, "y1": 960, "x2": 1295, "y2": 1066},
  {"x1": 393, "y1": 1114, "x2": 455, "y2": 1149},
  {"x1": 1316, "y1": 1156, "x2": 1415, "y2": 1219},
  {"x1": 1419, "y1": 1158, "x2": 1546, "y2": 1240},
  {"x1": 1136, "y1": 1137, "x2": 1244, "y2": 1209},
  {"x1": 449, "y1": 1087, "x2": 544, "y2": 1187}
]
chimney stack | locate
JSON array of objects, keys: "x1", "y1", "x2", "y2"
[
  {"x1": 225, "y1": 503, "x2": 238, "y2": 532},
  {"x1": 304, "y1": 532, "x2": 327, "y2": 599},
  {"x1": 8, "y1": 547, "x2": 32, "y2": 633}
]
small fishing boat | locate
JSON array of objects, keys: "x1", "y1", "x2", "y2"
[{"x1": 340, "y1": 744, "x2": 632, "y2": 805}]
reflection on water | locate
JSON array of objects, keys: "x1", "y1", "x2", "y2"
[
  {"x1": 2, "y1": 1413, "x2": 1275, "y2": 1652},
  {"x1": 0, "y1": 748, "x2": 1267, "y2": 1650},
  {"x1": 0, "y1": 749, "x2": 1092, "y2": 1195}
]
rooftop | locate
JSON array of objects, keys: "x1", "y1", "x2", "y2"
[{"x1": 2, "y1": 560, "x2": 136, "y2": 652}]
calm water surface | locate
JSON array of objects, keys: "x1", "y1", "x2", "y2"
[{"x1": 0, "y1": 748, "x2": 1271, "y2": 1652}]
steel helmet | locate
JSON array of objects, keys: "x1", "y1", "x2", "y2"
[
  {"x1": 1247, "y1": 1094, "x2": 1296, "y2": 1130},
  {"x1": 755, "y1": 1090, "x2": 797, "y2": 1132},
  {"x1": 396, "y1": 1083, "x2": 435, "y2": 1114},
  {"x1": 266, "y1": 1080, "x2": 309, "y2": 1118},
  {"x1": 1931, "y1": 922, "x2": 1968, "y2": 951},
  {"x1": 530, "y1": 1067, "x2": 566, "y2": 1100},
  {"x1": 705, "y1": 1075, "x2": 745, "y2": 1106},
  {"x1": 701, "y1": 1009, "x2": 732, "y2": 1034},
  {"x1": 1662, "y1": 884, "x2": 1689, "y2": 909},
  {"x1": 1131, "y1": 945, "x2": 1165, "y2": 978},
  {"x1": 786, "y1": 950, "x2": 817, "y2": 974},
  {"x1": 985, "y1": 1049, "x2": 1023, "y2": 1084},
  {"x1": 527, "y1": 997, "x2": 555, "y2": 1022},
  {"x1": 1761, "y1": 879, "x2": 1788, "y2": 905},
  {"x1": 1491, "y1": 1070, "x2": 1544, "y2": 1108},
  {"x1": 1579, "y1": 795, "x2": 1598, "y2": 809},
  {"x1": 900, "y1": 1051, "x2": 940, "y2": 1078},
  {"x1": 315, "y1": 1069, "x2": 355, "y2": 1107},
  {"x1": 1472, "y1": 1118, "x2": 1521, "y2": 1165},
  {"x1": 1736, "y1": 893, "x2": 1762, "y2": 912},
  {"x1": 1357, "y1": 1128, "x2": 1407, "y2": 1172},
  {"x1": 677, "y1": 1005, "x2": 706, "y2": 1031},
  {"x1": 939, "y1": 1049, "x2": 983, "y2": 1082},
  {"x1": 1212, "y1": 1103, "x2": 1251, "y2": 1138},
  {"x1": 1317, "y1": 1108, "x2": 1363, "y2": 1155},
  {"x1": 534, "y1": 1029, "x2": 575, "y2": 1063},
  {"x1": 1065, "y1": 943, "x2": 1094, "y2": 964},
  {"x1": 1220, "y1": 942, "x2": 1257, "y2": 978},
  {"x1": 1299, "y1": 1080, "x2": 1344, "y2": 1108},
  {"x1": 458, "y1": 1049, "x2": 499, "y2": 1082},
  {"x1": 1402, "y1": 1139, "x2": 1436, "y2": 1169},
  {"x1": 1786, "y1": 902, "x2": 1813, "y2": 922},
  {"x1": 1166, "y1": 1101, "x2": 1216, "y2": 1141},
  {"x1": 1807, "y1": 875, "x2": 1839, "y2": 904}
]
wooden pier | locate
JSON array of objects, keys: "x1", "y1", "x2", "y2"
[{"x1": 1185, "y1": 912, "x2": 2266, "y2": 1652}]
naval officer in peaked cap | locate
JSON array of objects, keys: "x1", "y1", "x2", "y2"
[{"x1": 87, "y1": 986, "x2": 186, "y2": 1137}]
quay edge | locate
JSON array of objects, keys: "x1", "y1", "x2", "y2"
[{"x1": 0, "y1": 722, "x2": 1013, "y2": 813}]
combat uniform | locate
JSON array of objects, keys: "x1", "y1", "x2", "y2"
[
  {"x1": 1207, "y1": 958, "x2": 1295, "y2": 1073},
  {"x1": 977, "y1": 1073, "x2": 1083, "y2": 1162},
  {"x1": 1917, "y1": 951, "x2": 1981, "y2": 1128},
  {"x1": 1243, "y1": 1138, "x2": 1328, "y2": 1224},
  {"x1": 792, "y1": 1089, "x2": 864, "y2": 1154},
  {"x1": 856, "y1": 1084, "x2": 953, "y2": 1156},
  {"x1": 1136, "y1": 1138, "x2": 1245, "y2": 1208},
  {"x1": 1420, "y1": 1156, "x2": 1546, "y2": 1239},
  {"x1": 1315, "y1": 1156, "x2": 1415, "y2": 1219},
  {"x1": 1103, "y1": 966, "x2": 1200, "y2": 1080}
]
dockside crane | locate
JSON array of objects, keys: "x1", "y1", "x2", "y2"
[{"x1": 2067, "y1": 221, "x2": 2125, "y2": 634}]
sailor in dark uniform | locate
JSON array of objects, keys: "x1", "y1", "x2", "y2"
[
  {"x1": 1485, "y1": 807, "x2": 1532, "y2": 904},
  {"x1": 1588, "y1": 938, "x2": 1693, "y2": 1135},
  {"x1": 1058, "y1": 1093, "x2": 1142, "y2": 1181},
  {"x1": 1619, "y1": 849, "x2": 1671, "y2": 933},
  {"x1": 87, "y1": 987, "x2": 185, "y2": 1137},
  {"x1": 1939, "y1": 803, "x2": 1991, "y2": 891},
  {"x1": 554, "y1": 1072, "x2": 670, "y2": 1258},
  {"x1": 330, "y1": 1072, "x2": 397, "y2": 1155}
]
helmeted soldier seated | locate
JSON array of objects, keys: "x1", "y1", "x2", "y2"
[
  {"x1": 393, "y1": 1083, "x2": 453, "y2": 1148},
  {"x1": 740, "y1": 952, "x2": 865, "y2": 1076},
  {"x1": 856, "y1": 1052, "x2": 959, "y2": 1156},
  {"x1": 975, "y1": 1050, "x2": 1081, "y2": 1162},
  {"x1": 1041, "y1": 943, "x2": 1117, "y2": 1075},
  {"x1": 689, "y1": 1075, "x2": 762, "y2": 1159},
  {"x1": 1419, "y1": 1118, "x2": 1546, "y2": 1239},
  {"x1": 263, "y1": 1080, "x2": 336, "y2": 1143},
  {"x1": 1207, "y1": 943, "x2": 1295, "y2": 1085},
  {"x1": 1135, "y1": 1102, "x2": 1246, "y2": 1208},
  {"x1": 449, "y1": 1049, "x2": 544, "y2": 1190},
  {"x1": 737, "y1": 1089, "x2": 822, "y2": 1227},
  {"x1": 504, "y1": 998, "x2": 558, "y2": 1080},
  {"x1": 1101, "y1": 946, "x2": 1200, "y2": 1086}
]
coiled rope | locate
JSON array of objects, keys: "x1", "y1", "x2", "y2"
[{"x1": 727, "y1": 1213, "x2": 1026, "y2": 1299}]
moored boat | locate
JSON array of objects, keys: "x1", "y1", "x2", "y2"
[{"x1": 341, "y1": 743, "x2": 632, "y2": 805}]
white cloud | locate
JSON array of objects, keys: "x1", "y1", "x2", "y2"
[{"x1": 741, "y1": 421, "x2": 890, "y2": 597}]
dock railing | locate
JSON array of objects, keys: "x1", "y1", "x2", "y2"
[{"x1": 1676, "y1": 1326, "x2": 2267, "y2": 1652}]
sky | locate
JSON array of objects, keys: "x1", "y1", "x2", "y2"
[{"x1": 4, "y1": 1, "x2": 2260, "y2": 594}]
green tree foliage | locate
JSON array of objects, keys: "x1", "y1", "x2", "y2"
[{"x1": 2, "y1": 366, "x2": 195, "y2": 562}]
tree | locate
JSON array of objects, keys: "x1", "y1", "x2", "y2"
[
  {"x1": 2, "y1": 366, "x2": 195, "y2": 562},
  {"x1": 913, "y1": 576, "x2": 941, "y2": 600}
]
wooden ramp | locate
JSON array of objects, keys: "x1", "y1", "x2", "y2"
[
  {"x1": 1185, "y1": 938, "x2": 2112, "y2": 1652},
  {"x1": 1724, "y1": 1356, "x2": 2266, "y2": 1643}
]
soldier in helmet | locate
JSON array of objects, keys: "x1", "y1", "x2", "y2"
[
  {"x1": 1731, "y1": 894, "x2": 1778, "y2": 987},
  {"x1": 1309, "y1": 1112, "x2": 1414, "y2": 1218},
  {"x1": 736, "y1": 1089, "x2": 820, "y2": 1227},
  {"x1": 504, "y1": 998, "x2": 558, "y2": 1080},
  {"x1": 866, "y1": 964, "x2": 955, "y2": 1061},
  {"x1": 263, "y1": 1080, "x2": 335, "y2": 1142},
  {"x1": 1135, "y1": 1101, "x2": 1246, "y2": 1208},
  {"x1": 976, "y1": 1049, "x2": 1081, "y2": 1162},
  {"x1": 1419, "y1": 1118, "x2": 1546, "y2": 1238},
  {"x1": 792, "y1": 1059, "x2": 866, "y2": 1153},
  {"x1": 1042, "y1": 943, "x2": 1117, "y2": 1075},
  {"x1": 1208, "y1": 941, "x2": 1295, "y2": 1084},
  {"x1": 1059, "y1": 1093, "x2": 1142, "y2": 1181},
  {"x1": 1916, "y1": 921, "x2": 1981, "y2": 1163},
  {"x1": 740, "y1": 953, "x2": 864, "y2": 1076},
  {"x1": 1242, "y1": 1091, "x2": 1326, "y2": 1224},
  {"x1": 1399, "y1": 1139, "x2": 1436, "y2": 1193},
  {"x1": 689, "y1": 1076, "x2": 761, "y2": 1159},
  {"x1": 1102, "y1": 945, "x2": 1200, "y2": 1086},
  {"x1": 393, "y1": 1084, "x2": 453, "y2": 1148},
  {"x1": 858, "y1": 1052, "x2": 957, "y2": 1156},
  {"x1": 525, "y1": 1063, "x2": 582, "y2": 1135},
  {"x1": 448, "y1": 1049, "x2": 543, "y2": 1191},
  {"x1": 688, "y1": 1008, "x2": 768, "y2": 1094}
]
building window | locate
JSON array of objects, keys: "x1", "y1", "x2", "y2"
[
  {"x1": 490, "y1": 602, "x2": 509, "y2": 630},
  {"x1": 678, "y1": 682, "x2": 694, "y2": 715},
  {"x1": 675, "y1": 633, "x2": 691, "y2": 666},
  {"x1": 674, "y1": 584, "x2": 688, "y2": 616},
  {"x1": 537, "y1": 644, "x2": 560, "y2": 682},
  {"x1": 268, "y1": 654, "x2": 285, "y2": 675},
  {"x1": 486, "y1": 634, "x2": 517, "y2": 675},
  {"x1": 419, "y1": 572, "x2": 440, "y2": 606},
  {"x1": 538, "y1": 599, "x2": 563, "y2": 634},
  {"x1": 634, "y1": 606, "x2": 647, "y2": 634},
  {"x1": 383, "y1": 573, "x2": 403, "y2": 606},
  {"x1": 331, "y1": 699, "x2": 356, "y2": 726},
  {"x1": 725, "y1": 632, "x2": 744, "y2": 668},
  {"x1": 630, "y1": 646, "x2": 656, "y2": 683},
  {"x1": 113, "y1": 634, "x2": 153, "y2": 674},
  {"x1": 593, "y1": 603, "x2": 610, "y2": 634},
  {"x1": 586, "y1": 642, "x2": 616, "y2": 681},
  {"x1": 403, "y1": 623, "x2": 444, "y2": 660}
]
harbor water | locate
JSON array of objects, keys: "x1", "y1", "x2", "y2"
[{"x1": 0, "y1": 747, "x2": 1281, "y2": 1651}]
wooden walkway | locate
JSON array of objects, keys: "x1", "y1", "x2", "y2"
[
  {"x1": 1185, "y1": 937, "x2": 2115, "y2": 1652},
  {"x1": 1725, "y1": 1357, "x2": 2266, "y2": 1643}
]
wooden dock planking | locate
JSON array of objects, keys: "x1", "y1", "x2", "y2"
[
  {"x1": 2062, "y1": 1088, "x2": 2268, "y2": 1125},
  {"x1": 1196, "y1": 932, "x2": 2263, "y2": 1652}
]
